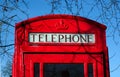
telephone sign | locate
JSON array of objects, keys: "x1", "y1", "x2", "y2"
[{"x1": 29, "y1": 33, "x2": 95, "y2": 44}]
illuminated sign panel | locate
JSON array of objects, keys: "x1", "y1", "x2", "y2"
[{"x1": 29, "y1": 33, "x2": 95, "y2": 44}]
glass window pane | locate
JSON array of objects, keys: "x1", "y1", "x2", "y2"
[
  {"x1": 88, "y1": 63, "x2": 93, "y2": 77},
  {"x1": 44, "y1": 63, "x2": 84, "y2": 77},
  {"x1": 34, "y1": 63, "x2": 40, "y2": 77}
]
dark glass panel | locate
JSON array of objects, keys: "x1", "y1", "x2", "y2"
[
  {"x1": 44, "y1": 63, "x2": 84, "y2": 77},
  {"x1": 34, "y1": 63, "x2": 40, "y2": 77},
  {"x1": 88, "y1": 63, "x2": 93, "y2": 77}
]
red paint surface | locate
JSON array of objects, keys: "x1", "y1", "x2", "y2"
[{"x1": 12, "y1": 14, "x2": 110, "y2": 77}]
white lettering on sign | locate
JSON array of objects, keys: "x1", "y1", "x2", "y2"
[{"x1": 29, "y1": 33, "x2": 95, "y2": 44}]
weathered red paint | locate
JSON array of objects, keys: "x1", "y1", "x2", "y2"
[{"x1": 12, "y1": 14, "x2": 110, "y2": 77}]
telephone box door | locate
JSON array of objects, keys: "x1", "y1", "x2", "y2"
[{"x1": 24, "y1": 53, "x2": 104, "y2": 77}]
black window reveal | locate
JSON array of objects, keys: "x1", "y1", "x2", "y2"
[
  {"x1": 44, "y1": 63, "x2": 84, "y2": 77},
  {"x1": 34, "y1": 63, "x2": 40, "y2": 77},
  {"x1": 88, "y1": 63, "x2": 93, "y2": 77}
]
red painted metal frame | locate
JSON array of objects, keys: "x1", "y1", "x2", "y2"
[{"x1": 12, "y1": 14, "x2": 110, "y2": 77}]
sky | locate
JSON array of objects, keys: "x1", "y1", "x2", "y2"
[{"x1": 1, "y1": 0, "x2": 120, "y2": 77}]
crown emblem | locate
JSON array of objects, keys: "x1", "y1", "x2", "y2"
[{"x1": 55, "y1": 20, "x2": 69, "y2": 30}]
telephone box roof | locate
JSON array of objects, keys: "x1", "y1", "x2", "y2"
[{"x1": 16, "y1": 14, "x2": 107, "y2": 30}]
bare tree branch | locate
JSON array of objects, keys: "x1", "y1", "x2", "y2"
[{"x1": 0, "y1": 44, "x2": 14, "y2": 48}]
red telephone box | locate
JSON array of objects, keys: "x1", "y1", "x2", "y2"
[{"x1": 12, "y1": 14, "x2": 110, "y2": 77}]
